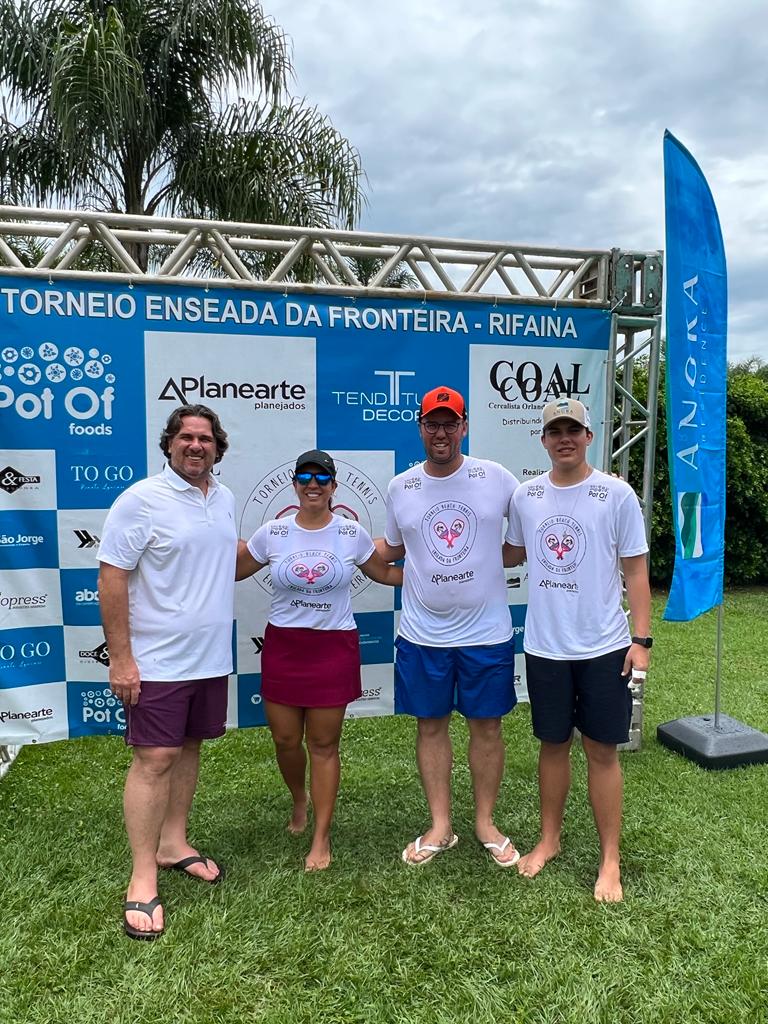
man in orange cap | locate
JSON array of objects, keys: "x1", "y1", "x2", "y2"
[{"x1": 377, "y1": 386, "x2": 522, "y2": 867}]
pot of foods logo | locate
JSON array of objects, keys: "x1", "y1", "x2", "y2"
[
  {"x1": 0, "y1": 342, "x2": 117, "y2": 435},
  {"x1": 80, "y1": 687, "x2": 125, "y2": 730},
  {"x1": 239, "y1": 459, "x2": 384, "y2": 597},
  {"x1": 535, "y1": 515, "x2": 586, "y2": 576},
  {"x1": 421, "y1": 500, "x2": 477, "y2": 566}
]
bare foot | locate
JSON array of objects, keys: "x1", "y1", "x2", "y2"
[
  {"x1": 402, "y1": 828, "x2": 456, "y2": 865},
  {"x1": 157, "y1": 846, "x2": 222, "y2": 882},
  {"x1": 124, "y1": 880, "x2": 164, "y2": 936},
  {"x1": 594, "y1": 861, "x2": 623, "y2": 902},
  {"x1": 517, "y1": 840, "x2": 561, "y2": 878},
  {"x1": 287, "y1": 796, "x2": 309, "y2": 835},
  {"x1": 476, "y1": 827, "x2": 520, "y2": 866},
  {"x1": 304, "y1": 836, "x2": 332, "y2": 872}
]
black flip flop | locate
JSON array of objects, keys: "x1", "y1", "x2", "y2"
[
  {"x1": 123, "y1": 896, "x2": 163, "y2": 941},
  {"x1": 168, "y1": 854, "x2": 224, "y2": 884}
]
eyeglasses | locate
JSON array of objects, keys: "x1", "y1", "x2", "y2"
[
  {"x1": 420, "y1": 419, "x2": 461, "y2": 435},
  {"x1": 294, "y1": 471, "x2": 334, "y2": 486}
]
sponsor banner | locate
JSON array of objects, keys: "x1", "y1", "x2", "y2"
[
  {"x1": 663, "y1": 132, "x2": 727, "y2": 622},
  {"x1": 1, "y1": 277, "x2": 611, "y2": 742},
  {"x1": 0, "y1": 568, "x2": 62, "y2": 629},
  {"x1": 0, "y1": 625, "x2": 65, "y2": 688},
  {"x1": 355, "y1": 611, "x2": 396, "y2": 666},
  {"x1": 469, "y1": 343, "x2": 608, "y2": 471},
  {"x1": 0, "y1": 681, "x2": 67, "y2": 742},
  {"x1": 56, "y1": 508, "x2": 109, "y2": 569},
  {"x1": 67, "y1": 682, "x2": 126, "y2": 738},
  {"x1": 0, "y1": 508, "x2": 58, "y2": 569},
  {"x1": 60, "y1": 568, "x2": 101, "y2": 626},
  {"x1": 347, "y1": 662, "x2": 395, "y2": 718},
  {"x1": 64, "y1": 625, "x2": 111, "y2": 683},
  {"x1": 0, "y1": 449, "x2": 56, "y2": 509},
  {"x1": 235, "y1": 673, "x2": 267, "y2": 729}
]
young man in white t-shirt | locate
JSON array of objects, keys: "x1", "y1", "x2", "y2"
[
  {"x1": 377, "y1": 386, "x2": 522, "y2": 868},
  {"x1": 505, "y1": 397, "x2": 652, "y2": 902}
]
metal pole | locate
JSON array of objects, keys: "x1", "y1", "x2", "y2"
[{"x1": 714, "y1": 602, "x2": 724, "y2": 730}]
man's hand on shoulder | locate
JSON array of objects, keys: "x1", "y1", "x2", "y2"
[
  {"x1": 374, "y1": 537, "x2": 405, "y2": 563},
  {"x1": 502, "y1": 542, "x2": 526, "y2": 567}
]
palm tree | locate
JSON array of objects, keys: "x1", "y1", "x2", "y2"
[
  {"x1": 0, "y1": 1, "x2": 364, "y2": 269},
  {"x1": 346, "y1": 255, "x2": 419, "y2": 290}
]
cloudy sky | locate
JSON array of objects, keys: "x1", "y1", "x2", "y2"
[{"x1": 268, "y1": 0, "x2": 767, "y2": 363}]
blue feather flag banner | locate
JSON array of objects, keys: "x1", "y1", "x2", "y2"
[{"x1": 663, "y1": 130, "x2": 727, "y2": 621}]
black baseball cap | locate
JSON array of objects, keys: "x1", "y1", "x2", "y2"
[{"x1": 294, "y1": 449, "x2": 336, "y2": 476}]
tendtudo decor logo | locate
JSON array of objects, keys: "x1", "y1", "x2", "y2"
[
  {"x1": 0, "y1": 341, "x2": 117, "y2": 435},
  {"x1": 239, "y1": 459, "x2": 384, "y2": 597}
]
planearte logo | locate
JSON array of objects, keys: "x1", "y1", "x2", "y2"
[
  {"x1": 431, "y1": 570, "x2": 475, "y2": 585},
  {"x1": 158, "y1": 375, "x2": 306, "y2": 409},
  {"x1": 0, "y1": 706, "x2": 54, "y2": 724}
]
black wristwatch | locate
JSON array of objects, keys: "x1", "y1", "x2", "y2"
[{"x1": 632, "y1": 636, "x2": 653, "y2": 648}]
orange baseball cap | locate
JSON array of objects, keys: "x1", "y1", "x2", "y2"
[{"x1": 419, "y1": 386, "x2": 467, "y2": 419}]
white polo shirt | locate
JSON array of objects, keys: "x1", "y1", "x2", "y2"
[{"x1": 98, "y1": 462, "x2": 237, "y2": 680}]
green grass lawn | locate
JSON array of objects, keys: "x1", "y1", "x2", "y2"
[{"x1": 2, "y1": 590, "x2": 767, "y2": 1024}]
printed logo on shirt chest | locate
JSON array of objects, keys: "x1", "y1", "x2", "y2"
[
  {"x1": 421, "y1": 500, "x2": 477, "y2": 566},
  {"x1": 588, "y1": 484, "x2": 609, "y2": 502},
  {"x1": 527, "y1": 484, "x2": 545, "y2": 499},
  {"x1": 277, "y1": 549, "x2": 343, "y2": 595},
  {"x1": 535, "y1": 515, "x2": 586, "y2": 575}
]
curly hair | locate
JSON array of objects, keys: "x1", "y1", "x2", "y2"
[{"x1": 159, "y1": 405, "x2": 229, "y2": 463}]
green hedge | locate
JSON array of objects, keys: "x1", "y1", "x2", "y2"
[{"x1": 628, "y1": 359, "x2": 768, "y2": 586}]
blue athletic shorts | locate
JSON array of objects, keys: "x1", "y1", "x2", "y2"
[
  {"x1": 394, "y1": 635, "x2": 517, "y2": 720},
  {"x1": 524, "y1": 648, "x2": 632, "y2": 745}
]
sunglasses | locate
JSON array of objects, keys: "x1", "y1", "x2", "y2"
[
  {"x1": 294, "y1": 471, "x2": 334, "y2": 486},
  {"x1": 420, "y1": 419, "x2": 462, "y2": 434}
]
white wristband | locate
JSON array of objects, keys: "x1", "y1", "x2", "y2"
[{"x1": 631, "y1": 670, "x2": 647, "y2": 681}]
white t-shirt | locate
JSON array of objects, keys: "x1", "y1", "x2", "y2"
[
  {"x1": 385, "y1": 456, "x2": 519, "y2": 647},
  {"x1": 506, "y1": 468, "x2": 648, "y2": 659},
  {"x1": 98, "y1": 463, "x2": 237, "y2": 680},
  {"x1": 247, "y1": 514, "x2": 375, "y2": 630}
]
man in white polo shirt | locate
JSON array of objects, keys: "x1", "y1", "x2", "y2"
[
  {"x1": 505, "y1": 397, "x2": 651, "y2": 902},
  {"x1": 98, "y1": 404, "x2": 237, "y2": 940},
  {"x1": 377, "y1": 385, "x2": 522, "y2": 868}
]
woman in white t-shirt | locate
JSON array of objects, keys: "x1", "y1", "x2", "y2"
[{"x1": 236, "y1": 450, "x2": 402, "y2": 871}]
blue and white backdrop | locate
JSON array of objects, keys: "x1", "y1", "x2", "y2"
[{"x1": 0, "y1": 277, "x2": 611, "y2": 743}]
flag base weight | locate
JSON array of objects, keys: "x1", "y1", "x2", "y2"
[{"x1": 657, "y1": 714, "x2": 768, "y2": 770}]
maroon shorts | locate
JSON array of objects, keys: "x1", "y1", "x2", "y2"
[
  {"x1": 125, "y1": 676, "x2": 228, "y2": 748},
  {"x1": 261, "y1": 624, "x2": 362, "y2": 708}
]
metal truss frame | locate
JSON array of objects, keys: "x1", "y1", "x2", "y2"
[{"x1": 0, "y1": 206, "x2": 663, "y2": 757}]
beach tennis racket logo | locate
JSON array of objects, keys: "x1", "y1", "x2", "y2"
[
  {"x1": 421, "y1": 500, "x2": 476, "y2": 566},
  {"x1": 278, "y1": 550, "x2": 342, "y2": 595},
  {"x1": 535, "y1": 515, "x2": 586, "y2": 575}
]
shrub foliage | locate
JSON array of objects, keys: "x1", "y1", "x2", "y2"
[{"x1": 629, "y1": 357, "x2": 768, "y2": 585}]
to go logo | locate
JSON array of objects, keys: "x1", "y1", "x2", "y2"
[{"x1": 0, "y1": 640, "x2": 52, "y2": 661}]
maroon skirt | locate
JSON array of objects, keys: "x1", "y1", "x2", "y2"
[{"x1": 260, "y1": 623, "x2": 362, "y2": 708}]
